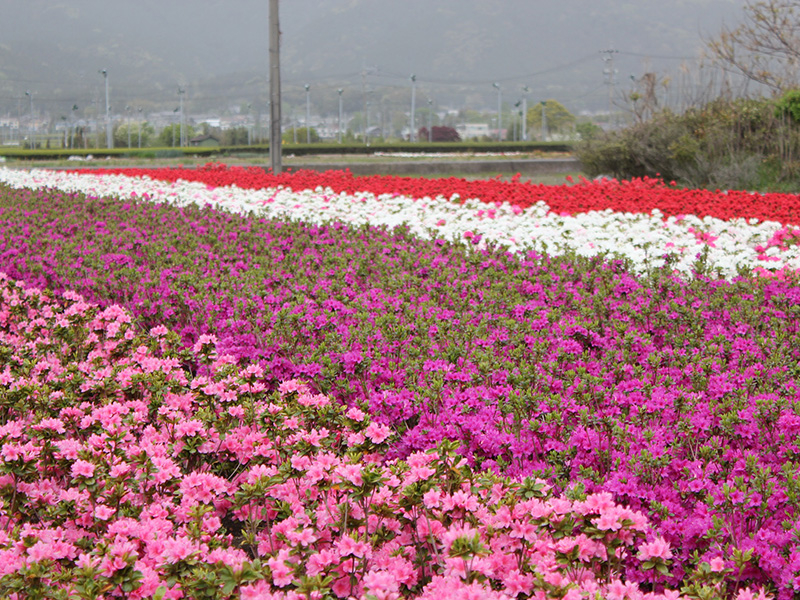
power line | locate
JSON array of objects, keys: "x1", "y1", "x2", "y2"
[{"x1": 618, "y1": 50, "x2": 696, "y2": 61}]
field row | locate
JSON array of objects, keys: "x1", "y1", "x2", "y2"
[
  {"x1": 3, "y1": 167, "x2": 800, "y2": 279},
  {"x1": 0, "y1": 166, "x2": 797, "y2": 596}
]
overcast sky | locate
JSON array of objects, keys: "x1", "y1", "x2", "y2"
[{"x1": 0, "y1": 0, "x2": 747, "y2": 114}]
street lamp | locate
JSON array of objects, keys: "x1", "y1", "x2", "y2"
[
  {"x1": 493, "y1": 82, "x2": 502, "y2": 142},
  {"x1": 541, "y1": 101, "x2": 547, "y2": 141},
  {"x1": 99, "y1": 69, "x2": 112, "y2": 148},
  {"x1": 410, "y1": 74, "x2": 416, "y2": 142},
  {"x1": 125, "y1": 106, "x2": 131, "y2": 148},
  {"x1": 24, "y1": 91, "x2": 33, "y2": 149},
  {"x1": 137, "y1": 108, "x2": 143, "y2": 148},
  {"x1": 521, "y1": 86, "x2": 529, "y2": 141},
  {"x1": 246, "y1": 103, "x2": 252, "y2": 145},
  {"x1": 178, "y1": 87, "x2": 186, "y2": 147},
  {"x1": 70, "y1": 104, "x2": 79, "y2": 149},
  {"x1": 427, "y1": 98, "x2": 433, "y2": 142},
  {"x1": 304, "y1": 84, "x2": 311, "y2": 143},
  {"x1": 365, "y1": 90, "x2": 373, "y2": 146},
  {"x1": 337, "y1": 89, "x2": 344, "y2": 144}
]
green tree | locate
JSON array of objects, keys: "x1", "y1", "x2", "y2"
[
  {"x1": 220, "y1": 127, "x2": 250, "y2": 146},
  {"x1": 156, "y1": 123, "x2": 196, "y2": 147},
  {"x1": 575, "y1": 121, "x2": 603, "y2": 141},
  {"x1": 282, "y1": 127, "x2": 319, "y2": 144},
  {"x1": 776, "y1": 88, "x2": 800, "y2": 123},
  {"x1": 113, "y1": 122, "x2": 155, "y2": 148},
  {"x1": 526, "y1": 100, "x2": 576, "y2": 139}
]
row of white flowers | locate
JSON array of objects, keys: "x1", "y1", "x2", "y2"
[{"x1": 1, "y1": 167, "x2": 797, "y2": 279}]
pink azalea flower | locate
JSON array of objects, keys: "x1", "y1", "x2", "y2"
[
  {"x1": 364, "y1": 422, "x2": 392, "y2": 444},
  {"x1": 637, "y1": 537, "x2": 673, "y2": 561},
  {"x1": 363, "y1": 569, "x2": 401, "y2": 600},
  {"x1": 335, "y1": 464, "x2": 363, "y2": 486},
  {"x1": 709, "y1": 556, "x2": 726, "y2": 572},
  {"x1": 94, "y1": 504, "x2": 116, "y2": 520},
  {"x1": 267, "y1": 548, "x2": 295, "y2": 587},
  {"x1": 70, "y1": 459, "x2": 95, "y2": 478}
]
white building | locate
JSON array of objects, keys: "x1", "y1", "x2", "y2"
[{"x1": 456, "y1": 123, "x2": 491, "y2": 139}]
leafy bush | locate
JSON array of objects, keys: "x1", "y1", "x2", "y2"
[{"x1": 576, "y1": 97, "x2": 800, "y2": 190}]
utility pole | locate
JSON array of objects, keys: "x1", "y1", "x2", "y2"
[
  {"x1": 137, "y1": 108, "x2": 143, "y2": 148},
  {"x1": 269, "y1": 0, "x2": 282, "y2": 174},
  {"x1": 99, "y1": 69, "x2": 112, "y2": 148},
  {"x1": 601, "y1": 49, "x2": 618, "y2": 129},
  {"x1": 409, "y1": 74, "x2": 416, "y2": 142}
]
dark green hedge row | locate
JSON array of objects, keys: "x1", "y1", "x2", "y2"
[{"x1": 0, "y1": 141, "x2": 573, "y2": 161}]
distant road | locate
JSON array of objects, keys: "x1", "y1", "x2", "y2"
[{"x1": 283, "y1": 157, "x2": 580, "y2": 177}]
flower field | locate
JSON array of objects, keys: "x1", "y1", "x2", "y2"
[{"x1": 0, "y1": 164, "x2": 798, "y2": 599}]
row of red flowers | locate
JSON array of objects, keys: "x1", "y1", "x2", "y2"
[{"x1": 70, "y1": 164, "x2": 800, "y2": 225}]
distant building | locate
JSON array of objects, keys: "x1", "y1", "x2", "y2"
[
  {"x1": 0, "y1": 116, "x2": 19, "y2": 130},
  {"x1": 189, "y1": 134, "x2": 221, "y2": 147},
  {"x1": 456, "y1": 123, "x2": 490, "y2": 139}
]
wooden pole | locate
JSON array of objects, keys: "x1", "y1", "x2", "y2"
[{"x1": 269, "y1": 0, "x2": 282, "y2": 174}]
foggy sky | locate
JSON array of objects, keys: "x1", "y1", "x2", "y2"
[{"x1": 0, "y1": 0, "x2": 746, "y2": 115}]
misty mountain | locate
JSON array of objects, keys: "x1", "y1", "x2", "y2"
[{"x1": 0, "y1": 0, "x2": 745, "y2": 119}]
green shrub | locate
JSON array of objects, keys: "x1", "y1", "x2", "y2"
[{"x1": 575, "y1": 97, "x2": 800, "y2": 191}]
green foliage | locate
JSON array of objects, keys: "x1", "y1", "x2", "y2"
[
  {"x1": 113, "y1": 121, "x2": 155, "y2": 148},
  {"x1": 527, "y1": 99, "x2": 577, "y2": 138},
  {"x1": 575, "y1": 121, "x2": 603, "y2": 141},
  {"x1": 218, "y1": 127, "x2": 250, "y2": 146},
  {"x1": 775, "y1": 89, "x2": 800, "y2": 123},
  {"x1": 157, "y1": 123, "x2": 197, "y2": 147},
  {"x1": 575, "y1": 97, "x2": 800, "y2": 191},
  {"x1": 282, "y1": 127, "x2": 320, "y2": 144}
]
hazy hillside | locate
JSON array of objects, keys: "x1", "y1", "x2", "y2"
[{"x1": 0, "y1": 0, "x2": 745, "y2": 117}]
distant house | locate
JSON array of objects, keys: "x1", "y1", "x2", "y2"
[
  {"x1": 456, "y1": 123, "x2": 491, "y2": 140},
  {"x1": 189, "y1": 134, "x2": 220, "y2": 147}
]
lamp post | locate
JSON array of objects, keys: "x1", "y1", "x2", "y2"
[
  {"x1": 24, "y1": 91, "x2": 33, "y2": 149},
  {"x1": 99, "y1": 69, "x2": 112, "y2": 148},
  {"x1": 304, "y1": 84, "x2": 311, "y2": 143},
  {"x1": 178, "y1": 87, "x2": 186, "y2": 147},
  {"x1": 71, "y1": 104, "x2": 78, "y2": 149},
  {"x1": 137, "y1": 108, "x2": 143, "y2": 148},
  {"x1": 125, "y1": 106, "x2": 131, "y2": 148},
  {"x1": 427, "y1": 98, "x2": 433, "y2": 142},
  {"x1": 365, "y1": 90, "x2": 373, "y2": 145},
  {"x1": 409, "y1": 74, "x2": 416, "y2": 142},
  {"x1": 521, "y1": 86, "x2": 529, "y2": 141},
  {"x1": 493, "y1": 83, "x2": 502, "y2": 142},
  {"x1": 337, "y1": 89, "x2": 343, "y2": 144},
  {"x1": 246, "y1": 103, "x2": 252, "y2": 145}
]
